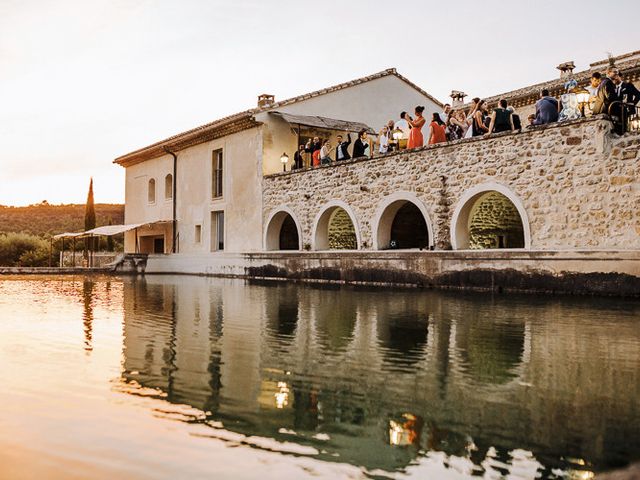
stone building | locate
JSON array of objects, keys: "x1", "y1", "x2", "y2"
[
  {"x1": 114, "y1": 69, "x2": 442, "y2": 255},
  {"x1": 114, "y1": 51, "x2": 640, "y2": 294}
]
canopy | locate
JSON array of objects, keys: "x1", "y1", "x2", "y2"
[
  {"x1": 54, "y1": 220, "x2": 172, "y2": 239},
  {"x1": 270, "y1": 111, "x2": 376, "y2": 134}
]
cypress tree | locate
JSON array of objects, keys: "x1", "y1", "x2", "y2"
[
  {"x1": 106, "y1": 217, "x2": 114, "y2": 251},
  {"x1": 84, "y1": 178, "x2": 96, "y2": 256}
]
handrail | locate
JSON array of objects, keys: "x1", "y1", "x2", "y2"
[{"x1": 608, "y1": 101, "x2": 640, "y2": 133}]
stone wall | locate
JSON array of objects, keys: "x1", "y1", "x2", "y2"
[
  {"x1": 468, "y1": 192, "x2": 524, "y2": 249},
  {"x1": 263, "y1": 116, "x2": 640, "y2": 251},
  {"x1": 327, "y1": 208, "x2": 357, "y2": 249}
]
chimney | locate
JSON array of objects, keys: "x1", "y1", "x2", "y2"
[
  {"x1": 257, "y1": 94, "x2": 275, "y2": 109},
  {"x1": 450, "y1": 90, "x2": 467, "y2": 108},
  {"x1": 556, "y1": 61, "x2": 575, "y2": 79}
]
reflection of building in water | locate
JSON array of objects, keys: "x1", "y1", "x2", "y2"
[{"x1": 120, "y1": 276, "x2": 640, "y2": 474}]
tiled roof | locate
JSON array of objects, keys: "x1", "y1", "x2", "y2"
[
  {"x1": 114, "y1": 69, "x2": 442, "y2": 167},
  {"x1": 461, "y1": 56, "x2": 640, "y2": 109}
]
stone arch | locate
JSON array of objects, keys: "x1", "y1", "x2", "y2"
[
  {"x1": 451, "y1": 183, "x2": 531, "y2": 250},
  {"x1": 264, "y1": 206, "x2": 302, "y2": 251},
  {"x1": 313, "y1": 200, "x2": 361, "y2": 250},
  {"x1": 372, "y1": 192, "x2": 434, "y2": 250}
]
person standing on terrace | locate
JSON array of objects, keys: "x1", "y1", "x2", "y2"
[
  {"x1": 487, "y1": 99, "x2": 515, "y2": 134},
  {"x1": 472, "y1": 100, "x2": 489, "y2": 136},
  {"x1": 293, "y1": 144, "x2": 305, "y2": 169},
  {"x1": 378, "y1": 126, "x2": 390, "y2": 154},
  {"x1": 427, "y1": 113, "x2": 447, "y2": 145},
  {"x1": 305, "y1": 137, "x2": 322, "y2": 167},
  {"x1": 591, "y1": 68, "x2": 620, "y2": 116},
  {"x1": 394, "y1": 112, "x2": 411, "y2": 148},
  {"x1": 353, "y1": 129, "x2": 370, "y2": 158},
  {"x1": 319, "y1": 140, "x2": 332, "y2": 165},
  {"x1": 533, "y1": 89, "x2": 559, "y2": 125},
  {"x1": 446, "y1": 110, "x2": 467, "y2": 140},
  {"x1": 407, "y1": 106, "x2": 426, "y2": 148},
  {"x1": 440, "y1": 104, "x2": 451, "y2": 124},
  {"x1": 335, "y1": 132, "x2": 351, "y2": 161}
]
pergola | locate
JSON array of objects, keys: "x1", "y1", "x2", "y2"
[{"x1": 53, "y1": 221, "x2": 171, "y2": 267}]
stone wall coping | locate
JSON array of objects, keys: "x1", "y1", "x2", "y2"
[
  {"x1": 265, "y1": 114, "x2": 614, "y2": 180},
  {"x1": 146, "y1": 250, "x2": 640, "y2": 260}
]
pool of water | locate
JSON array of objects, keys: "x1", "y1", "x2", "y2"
[{"x1": 1, "y1": 274, "x2": 639, "y2": 479}]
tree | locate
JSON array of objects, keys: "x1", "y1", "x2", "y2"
[
  {"x1": 84, "y1": 178, "x2": 96, "y2": 257},
  {"x1": 106, "y1": 217, "x2": 114, "y2": 251}
]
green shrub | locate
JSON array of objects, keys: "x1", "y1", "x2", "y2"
[{"x1": 0, "y1": 232, "x2": 51, "y2": 266}]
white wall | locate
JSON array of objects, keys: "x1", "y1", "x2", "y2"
[
  {"x1": 258, "y1": 75, "x2": 442, "y2": 175},
  {"x1": 174, "y1": 127, "x2": 263, "y2": 254}
]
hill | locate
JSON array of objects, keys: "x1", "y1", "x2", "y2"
[{"x1": 0, "y1": 203, "x2": 124, "y2": 237}]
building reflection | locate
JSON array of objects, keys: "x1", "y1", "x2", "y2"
[{"x1": 118, "y1": 276, "x2": 640, "y2": 475}]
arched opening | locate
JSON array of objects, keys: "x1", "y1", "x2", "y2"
[
  {"x1": 164, "y1": 174, "x2": 173, "y2": 200},
  {"x1": 265, "y1": 210, "x2": 301, "y2": 251},
  {"x1": 452, "y1": 185, "x2": 529, "y2": 249},
  {"x1": 376, "y1": 200, "x2": 430, "y2": 250},
  {"x1": 314, "y1": 204, "x2": 359, "y2": 250},
  {"x1": 148, "y1": 178, "x2": 156, "y2": 204}
]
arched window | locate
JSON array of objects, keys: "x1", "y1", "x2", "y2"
[
  {"x1": 451, "y1": 184, "x2": 530, "y2": 249},
  {"x1": 265, "y1": 209, "x2": 301, "y2": 250},
  {"x1": 313, "y1": 203, "x2": 359, "y2": 250},
  {"x1": 164, "y1": 174, "x2": 173, "y2": 200},
  {"x1": 148, "y1": 178, "x2": 156, "y2": 204}
]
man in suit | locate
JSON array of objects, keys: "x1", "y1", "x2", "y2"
[
  {"x1": 613, "y1": 73, "x2": 640, "y2": 133},
  {"x1": 335, "y1": 132, "x2": 351, "y2": 161},
  {"x1": 592, "y1": 67, "x2": 619, "y2": 116}
]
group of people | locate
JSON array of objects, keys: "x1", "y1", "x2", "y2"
[
  {"x1": 376, "y1": 99, "x2": 524, "y2": 152},
  {"x1": 293, "y1": 131, "x2": 372, "y2": 169},
  {"x1": 291, "y1": 66, "x2": 639, "y2": 170},
  {"x1": 530, "y1": 66, "x2": 640, "y2": 130}
]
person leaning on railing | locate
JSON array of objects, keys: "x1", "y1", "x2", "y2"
[{"x1": 613, "y1": 71, "x2": 640, "y2": 127}]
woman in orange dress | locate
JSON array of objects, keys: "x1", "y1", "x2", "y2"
[
  {"x1": 407, "y1": 106, "x2": 426, "y2": 149},
  {"x1": 428, "y1": 112, "x2": 447, "y2": 145}
]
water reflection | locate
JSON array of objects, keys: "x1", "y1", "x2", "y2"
[
  {"x1": 82, "y1": 279, "x2": 94, "y2": 352},
  {"x1": 118, "y1": 276, "x2": 640, "y2": 477}
]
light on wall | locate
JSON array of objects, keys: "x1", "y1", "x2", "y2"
[{"x1": 280, "y1": 152, "x2": 289, "y2": 172}]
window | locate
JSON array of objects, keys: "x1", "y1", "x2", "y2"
[
  {"x1": 210, "y1": 211, "x2": 224, "y2": 251},
  {"x1": 195, "y1": 225, "x2": 202, "y2": 244},
  {"x1": 165, "y1": 174, "x2": 173, "y2": 200},
  {"x1": 212, "y1": 149, "x2": 223, "y2": 199},
  {"x1": 148, "y1": 178, "x2": 156, "y2": 204}
]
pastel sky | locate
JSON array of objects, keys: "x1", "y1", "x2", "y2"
[{"x1": 1, "y1": 0, "x2": 638, "y2": 206}]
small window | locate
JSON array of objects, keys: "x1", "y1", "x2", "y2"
[
  {"x1": 195, "y1": 225, "x2": 202, "y2": 244},
  {"x1": 212, "y1": 149, "x2": 223, "y2": 199},
  {"x1": 148, "y1": 178, "x2": 156, "y2": 204},
  {"x1": 165, "y1": 174, "x2": 173, "y2": 200},
  {"x1": 210, "y1": 211, "x2": 224, "y2": 251}
]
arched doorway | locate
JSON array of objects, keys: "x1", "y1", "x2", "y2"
[
  {"x1": 451, "y1": 184, "x2": 530, "y2": 249},
  {"x1": 313, "y1": 202, "x2": 360, "y2": 250},
  {"x1": 264, "y1": 209, "x2": 301, "y2": 250},
  {"x1": 374, "y1": 196, "x2": 432, "y2": 250}
]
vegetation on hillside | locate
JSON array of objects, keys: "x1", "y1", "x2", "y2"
[
  {"x1": 0, "y1": 202, "x2": 124, "y2": 236},
  {"x1": 0, "y1": 201, "x2": 125, "y2": 266}
]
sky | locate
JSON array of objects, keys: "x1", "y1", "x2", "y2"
[{"x1": 1, "y1": 0, "x2": 638, "y2": 206}]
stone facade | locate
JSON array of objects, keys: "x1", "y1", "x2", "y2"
[{"x1": 263, "y1": 116, "x2": 640, "y2": 251}]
